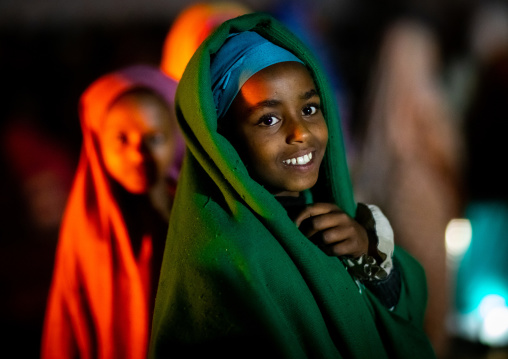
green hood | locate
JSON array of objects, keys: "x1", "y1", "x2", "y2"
[{"x1": 150, "y1": 13, "x2": 435, "y2": 359}]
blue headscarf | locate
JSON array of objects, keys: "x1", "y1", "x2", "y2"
[{"x1": 211, "y1": 31, "x2": 304, "y2": 119}]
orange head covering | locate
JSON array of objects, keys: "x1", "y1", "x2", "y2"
[{"x1": 160, "y1": 2, "x2": 251, "y2": 81}]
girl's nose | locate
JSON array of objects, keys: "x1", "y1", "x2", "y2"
[
  {"x1": 127, "y1": 137, "x2": 146, "y2": 163},
  {"x1": 286, "y1": 117, "x2": 311, "y2": 144}
]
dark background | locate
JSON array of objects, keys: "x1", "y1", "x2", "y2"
[{"x1": 0, "y1": 0, "x2": 502, "y2": 357}]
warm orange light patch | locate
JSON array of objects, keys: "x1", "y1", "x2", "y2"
[{"x1": 160, "y1": 2, "x2": 251, "y2": 81}]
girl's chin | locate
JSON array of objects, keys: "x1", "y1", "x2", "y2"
[
  {"x1": 122, "y1": 181, "x2": 149, "y2": 194},
  {"x1": 271, "y1": 179, "x2": 319, "y2": 197}
]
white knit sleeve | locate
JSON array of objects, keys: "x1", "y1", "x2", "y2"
[{"x1": 366, "y1": 204, "x2": 394, "y2": 275}]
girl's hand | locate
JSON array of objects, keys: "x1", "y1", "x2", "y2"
[{"x1": 294, "y1": 203, "x2": 369, "y2": 258}]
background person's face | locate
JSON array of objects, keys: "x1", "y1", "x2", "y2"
[
  {"x1": 225, "y1": 62, "x2": 328, "y2": 196},
  {"x1": 99, "y1": 90, "x2": 176, "y2": 194}
]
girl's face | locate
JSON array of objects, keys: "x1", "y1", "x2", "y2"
[
  {"x1": 224, "y1": 61, "x2": 328, "y2": 196},
  {"x1": 99, "y1": 90, "x2": 176, "y2": 194}
]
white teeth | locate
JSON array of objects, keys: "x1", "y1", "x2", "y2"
[{"x1": 284, "y1": 152, "x2": 313, "y2": 165}]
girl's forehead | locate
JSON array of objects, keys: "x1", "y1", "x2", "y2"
[
  {"x1": 237, "y1": 62, "x2": 318, "y2": 102},
  {"x1": 102, "y1": 93, "x2": 171, "y2": 132}
]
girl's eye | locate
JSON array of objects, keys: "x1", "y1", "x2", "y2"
[
  {"x1": 259, "y1": 115, "x2": 281, "y2": 127},
  {"x1": 302, "y1": 104, "x2": 319, "y2": 116},
  {"x1": 146, "y1": 132, "x2": 166, "y2": 147},
  {"x1": 116, "y1": 133, "x2": 128, "y2": 145}
]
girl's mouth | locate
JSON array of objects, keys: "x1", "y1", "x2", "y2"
[{"x1": 282, "y1": 151, "x2": 313, "y2": 165}]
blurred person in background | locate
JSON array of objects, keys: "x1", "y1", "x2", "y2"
[
  {"x1": 352, "y1": 15, "x2": 465, "y2": 358},
  {"x1": 449, "y1": 1, "x2": 508, "y2": 352},
  {"x1": 160, "y1": 1, "x2": 251, "y2": 82},
  {"x1": 1, "y1": 117, "x2": 75, "y2": 241},
  {"x1": 41, "y1": 65, "x2": 183, "y2": 359},
  {"x1": 0, "y1": 115, "x2": 75, "y2": 358}
]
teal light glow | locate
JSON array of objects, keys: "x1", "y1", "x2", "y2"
[
  {"x1": 452, "y1": 201, "x2": 508, "y2": 346},
  {"x1": 479, "y1": 295, "x2": 508, "y2": 346}
]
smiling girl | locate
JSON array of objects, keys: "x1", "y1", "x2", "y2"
[{"x1": 150, "y1": 14, "x2": 435, "y2": 359}]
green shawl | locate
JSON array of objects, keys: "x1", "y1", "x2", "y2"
[{"x1": 150, "y1": 13, "x2": 436, "y2": 359}]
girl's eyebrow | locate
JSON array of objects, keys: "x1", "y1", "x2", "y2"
[
  {"x1": 300, "y1": 89, "x2": 318, "y2": 100},
  {"x1": 247, "y1": 99, "x2": 281, "y2": 114},
  {"x1": 247, "y1": 89, "x2": 319, "y2": 114}
]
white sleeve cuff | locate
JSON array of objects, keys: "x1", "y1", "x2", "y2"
[{"x1": 366, "y1": 204, "x2": 394, "y2": 275}]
